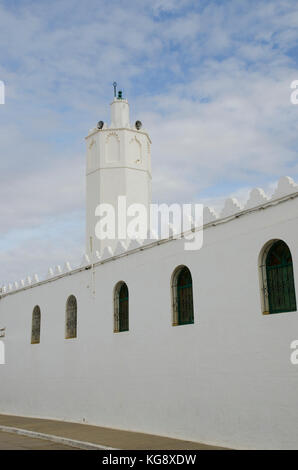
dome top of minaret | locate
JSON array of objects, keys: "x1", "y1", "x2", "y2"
[{"x1": 110, "y1": 84, "x2": 130, "y2": 128}]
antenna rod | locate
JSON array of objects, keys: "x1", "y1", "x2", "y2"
[{"x1": 113, "y1": 82, "x2": 117, "y2": 98}]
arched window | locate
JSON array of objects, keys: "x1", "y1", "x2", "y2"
[
  {"x1": 114, "y1": 282, "x2": 129, "y2": 332},
  {"x1": 31, "y1": 306, "x2": 41, "y2": 344},
  {"x1": 171, "y1": 266, "x2": 194, "y2": 326},
  {"x1": 259, "y1": 240, "x2": 297, "y2": 314},
  {"x1": 65, "y1": 295, "x2": 77, "y2": 339}
]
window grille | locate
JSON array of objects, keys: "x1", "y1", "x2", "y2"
[
  {"x1": 177, "y1": 267, "x2": 194, "y2": 325},
  {"x1": 114, "y1": 282, "x2": 129, "y2": 332},
  {"x1": 172, "y1": 266, "x2": 194, "y2": 326},
  {"x1": 31, "y1": 306, "x2": 41, "y2": 344},
  {"x1": 66, "y1": 295, "x2": 77, "y2": 339},
  {"x1": 265, "y1": 240, "x2": 296, "y2": 314}
]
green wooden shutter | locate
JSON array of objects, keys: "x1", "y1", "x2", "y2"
[
  {"x1": 31, "y1": 306, "x2": 41, "y2": 344},
  {"x1": 119, "y1": 283, "x2": 129, "y2": 332},
  {"x1": 177, "y1": 267, "x2": 194, "y2": 325},
  {"x1": 66, "y1": 295, "x2": 77, "y2": 338},
  {"x1": 266, "y1": 241, "x2": 297, "y2": 314}
]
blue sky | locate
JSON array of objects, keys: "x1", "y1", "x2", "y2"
[{"x1": 0, "y1": 0, "x2": 298, "y2": 284}]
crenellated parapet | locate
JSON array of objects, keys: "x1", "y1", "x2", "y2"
[{"x1": 1, "y1": 176, "x2": 298, "y2": 297}]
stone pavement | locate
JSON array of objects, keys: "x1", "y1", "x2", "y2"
[
  {"x1": 0, "y1": 430, "x2": 77, "y2": 450},
  {"x1": 0, "y1": 414, "x2": 226, "y2": 450}
]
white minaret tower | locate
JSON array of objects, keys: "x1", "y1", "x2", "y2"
[{"x1": 85, "y1": 87, "x2": 152, "y2": 256}]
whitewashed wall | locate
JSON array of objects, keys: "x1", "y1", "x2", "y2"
[{"x1": 1, "y1": 196, "x2": 298, "y2": 449}]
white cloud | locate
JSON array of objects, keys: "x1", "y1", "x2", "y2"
[{"x1": 0, "y1": 0, "x2": 298, "y2": 284}]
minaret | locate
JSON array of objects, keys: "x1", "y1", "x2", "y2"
[{"x1": 85, "y1": 87, "x2": 152, "y2": 256}]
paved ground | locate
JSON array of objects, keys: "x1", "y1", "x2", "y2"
[
  {"x1": 0, "y1": 414, "x2": 226, "y2": 450},
  {"x1": 0, "y1": 430, "x2": 77, "y2": 450}
]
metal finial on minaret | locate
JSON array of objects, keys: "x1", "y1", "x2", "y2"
[{"x1": 113, "y1": 82, "x2": 117, "y2": 98}]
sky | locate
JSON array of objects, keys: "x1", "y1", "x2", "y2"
[{"x1": 0, "y1": 0, "x2": 298, "y2": 285}]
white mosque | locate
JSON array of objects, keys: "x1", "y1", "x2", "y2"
[{"x1": 1, "y1": 91, "x2": 298, "y2": 449}]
